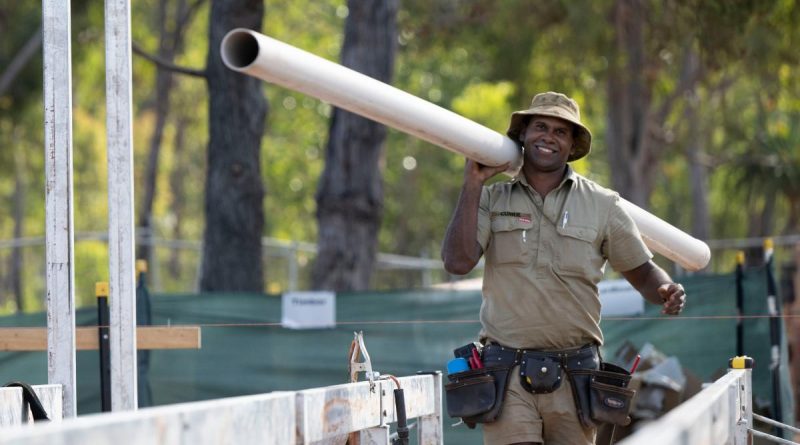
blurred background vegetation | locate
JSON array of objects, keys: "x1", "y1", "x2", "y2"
[{"x1": 1, "y1": 0, "x2": 799, "y2": 313}]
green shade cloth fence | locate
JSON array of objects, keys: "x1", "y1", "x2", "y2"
[{"x1": 0, "y1": 268, "x2": 793, "y2": 444}]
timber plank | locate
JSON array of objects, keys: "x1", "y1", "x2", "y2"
[{"x1": 0, "y1": 326, "x2": 201, "y2": 351}]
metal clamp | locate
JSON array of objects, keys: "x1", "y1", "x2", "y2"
[{"x1": 349, "y1": 331, "x2": 379, "y2": 391}]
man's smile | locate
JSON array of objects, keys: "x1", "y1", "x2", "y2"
[{"x1": 533, "y1": 143, "x2": 556, "y2": 154}]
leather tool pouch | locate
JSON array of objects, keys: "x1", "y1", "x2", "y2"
[
  {"x1": 445, "y1": 344, "x2": 517, "y2": 427},
  {"x1": 445, "y1": 367, "x2": 496, "y2": 419},
  {"x1": 519, "y1": 353, "x2": 562, "y2": 394},
  {"x1": 569, "y1": 362, "x2": 635, "y2": 428},
  {"x1": 445, "y1": 366, "x2": 513, "y2": 428},
  {"x1": 588, "y1": 363, "x2": 634, "y2": 426}
]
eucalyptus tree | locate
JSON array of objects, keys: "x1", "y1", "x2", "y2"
[
  {"x1": 200, "y1": 0, "x2": 267, "y2": 291},
  {"x1": 311, "y1": 0, "x2": 399, "y2": 291},
  {"x1": 134, "y1": 0, "x2": 205, "y2": 265}
]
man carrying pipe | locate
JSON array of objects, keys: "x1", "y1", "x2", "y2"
[
  {"x1": 220, "y1": 29, "x2": 710, "y2": 272},
  {"x1": 441, "y1": 92, "x2": 686, "y2": 445}
]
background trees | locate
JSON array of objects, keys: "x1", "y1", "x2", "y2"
[
  {"x1": 200, "y1": 0, "x2": 267, "y2": 291},
  {"x1": 311, "y1": 0, "x2": 399, "y2": 291},
  {"x1": 0, "y1": 0, "x2": 799, "y2": 310}
]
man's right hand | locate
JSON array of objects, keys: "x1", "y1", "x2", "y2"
[{"x1": 464, "y1": 158, "x2": 511, "y2": 186}]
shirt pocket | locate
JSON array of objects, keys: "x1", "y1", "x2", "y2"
[
  {"x1": 555, "y1": 225, "x2": 599, "y2": 276},
  {"x1": 488, "y1": 217, "x2": 535, "y2": 266}
]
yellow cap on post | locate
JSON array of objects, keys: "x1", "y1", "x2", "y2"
[
  {"x1": 729, "y1": 356, "x2": 754, "y2": 369},
  {"x1": 136, "y1": 259, "x2": 148, "y2": 274},
  {"x1": 764, "y1": 238, "x2": 774, "y2": 250},
  {"x1": 95, "y1": 282, "x2": 109, "y2": 298},
  {"x1": 736, "y1": 251, "x2": 745, "y2": 265}
]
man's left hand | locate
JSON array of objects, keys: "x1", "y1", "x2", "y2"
[{"x1": 658, "y1": 283, "x2": 685, "y2": 315}]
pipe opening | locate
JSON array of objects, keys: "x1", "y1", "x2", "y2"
[{"x1": 221, "y1": 31, "x2": 259, "y2": 69}]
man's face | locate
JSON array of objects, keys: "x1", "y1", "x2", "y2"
[{"x1": 520, "y1": 116, "x2": 575, "y2": 173}]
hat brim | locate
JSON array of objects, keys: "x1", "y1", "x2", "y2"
[{"x1": 506, "y1": 110, "x2": 592, "y2": 162}]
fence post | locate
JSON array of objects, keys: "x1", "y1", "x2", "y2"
[
  {"x1": 730, "y1": 356, "x2": 753, "y2": 445},
  {"x1": 97, "y1": 282, "x2": 112, "y2": 412}
]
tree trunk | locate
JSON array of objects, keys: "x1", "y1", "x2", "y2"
[
  {"x1": 606, "y1": 0, "x2": 656, "y2": 208},
  {"x1": 168, "y1": 117, "x2": 188, "y2": 279},
  {"x1": 606, "y1": 0, "x2": 703, "y2": 209},
  {"x1": 685, "y1": 95, "x2": 710, "y2": 241},
  {"x1": 784, "y1": 196, "x2": 800, "y2": 235},
  {"x1": 138, "y1": 0, "x2": 196, "y2": 265},
  {"x1": 311, "y1": 0, "x2": 398, "y2": 291},
  {"x1": 11, "y1": 145, "x2": 25, "y2": 312},
  {"x1": 200, "y1": 0, "x2": 267, "y2": 291}
]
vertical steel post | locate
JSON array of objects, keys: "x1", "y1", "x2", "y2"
[
  {"x1": 96, "y1": 282, "x2": 112, "y2": 412},
  {"x1": 104, "y1": 0, "x2": 138, "y2": 410},
  {"x1": 731, "y1": 359, "x2": 753, "y2": 445},
  {"x1": 764, "y1": 238, "x2": 784, "y2": 438},
  {"x1": 42, "y1": 0, "x2": 77, "y2": 418},
  {"x1": 735, "y1": 251, "x2": 745, "y2": 356}
]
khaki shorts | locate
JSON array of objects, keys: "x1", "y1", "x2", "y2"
[{"x1": 482, "y1": 365, "x2": 596, "y2": 445}]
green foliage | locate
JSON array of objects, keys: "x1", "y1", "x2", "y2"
[
  {"x1": 451, "y1": 81, "x2": 516, "y2": 132},
  {"x1": 2, "y1": 0, "x2": 800, "y2": 308}
]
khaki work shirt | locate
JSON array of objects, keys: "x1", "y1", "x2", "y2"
[{"x1": 476, "y1": 166, "x2": 652, "y2": 350}]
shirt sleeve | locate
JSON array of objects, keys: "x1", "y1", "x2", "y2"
[
  {"x1": 477, "y1": 186, "x2": 491, "y2": 252},
  {"x1": 602, "y1": 195, "x2": 652, "y2": 272}
]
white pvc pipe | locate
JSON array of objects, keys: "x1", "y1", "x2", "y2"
[
  {"x1": 220, "y1": 29, "x2": 521, "y2": 169},
  {"x1": 220, "y1": 29, "x2": 711, "y2": 271},
  {"x1": 620, "y1": 199, "x2": 710, "y2": 272}
]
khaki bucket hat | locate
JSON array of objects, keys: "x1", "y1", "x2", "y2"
[{"x1": 506, "y1": 92, "x2": 592, "y2": 162}]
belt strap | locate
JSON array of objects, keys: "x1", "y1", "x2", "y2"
[{"x1": 483, "y1": 343, "x2": 598, "y2": 369}]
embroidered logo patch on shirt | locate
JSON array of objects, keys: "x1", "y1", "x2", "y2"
[{"x1": 491, "y1": 211, "x2": 532, "y2": 223}]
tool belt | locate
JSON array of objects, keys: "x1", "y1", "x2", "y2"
[{"x1": 445, "y1": 343, "x2": 634, "y2": 428}]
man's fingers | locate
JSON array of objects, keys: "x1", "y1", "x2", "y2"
[
  {"x1": 486, "y1": 162, "x2": 511, "y2": 176},
  {"x1": 464, "y1": 159, "x2": 510, "y2": 183},
  {"x1": 659, "y1": 283, "x2": 686, "y2": 315},
  {"x1": 662, "y1": 295, "x2": 686, "y2": 315}
]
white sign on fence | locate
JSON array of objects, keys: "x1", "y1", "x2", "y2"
[
  {"x1": 599, "y1": 279, "x2": 645, "y2": 316},
  {"x1": 281, "y1": 291, "x2": 336, "y2": 329}
]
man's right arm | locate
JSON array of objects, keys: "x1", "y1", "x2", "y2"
[{"x1": 441, "y1": 159, "x2": 509, "y2": 275}]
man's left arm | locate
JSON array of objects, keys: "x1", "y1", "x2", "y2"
[{"x1": 620, "y1": 261, "x2": 686, "y2": 315}]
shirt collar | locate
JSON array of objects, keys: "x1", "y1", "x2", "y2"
[{"x1": 514, "y1": 165, "x2": 576, "y2": 191}]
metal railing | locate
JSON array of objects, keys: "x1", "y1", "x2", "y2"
[{"x1": 619, "y1": 361, "x2": 798, "y2": 445}]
